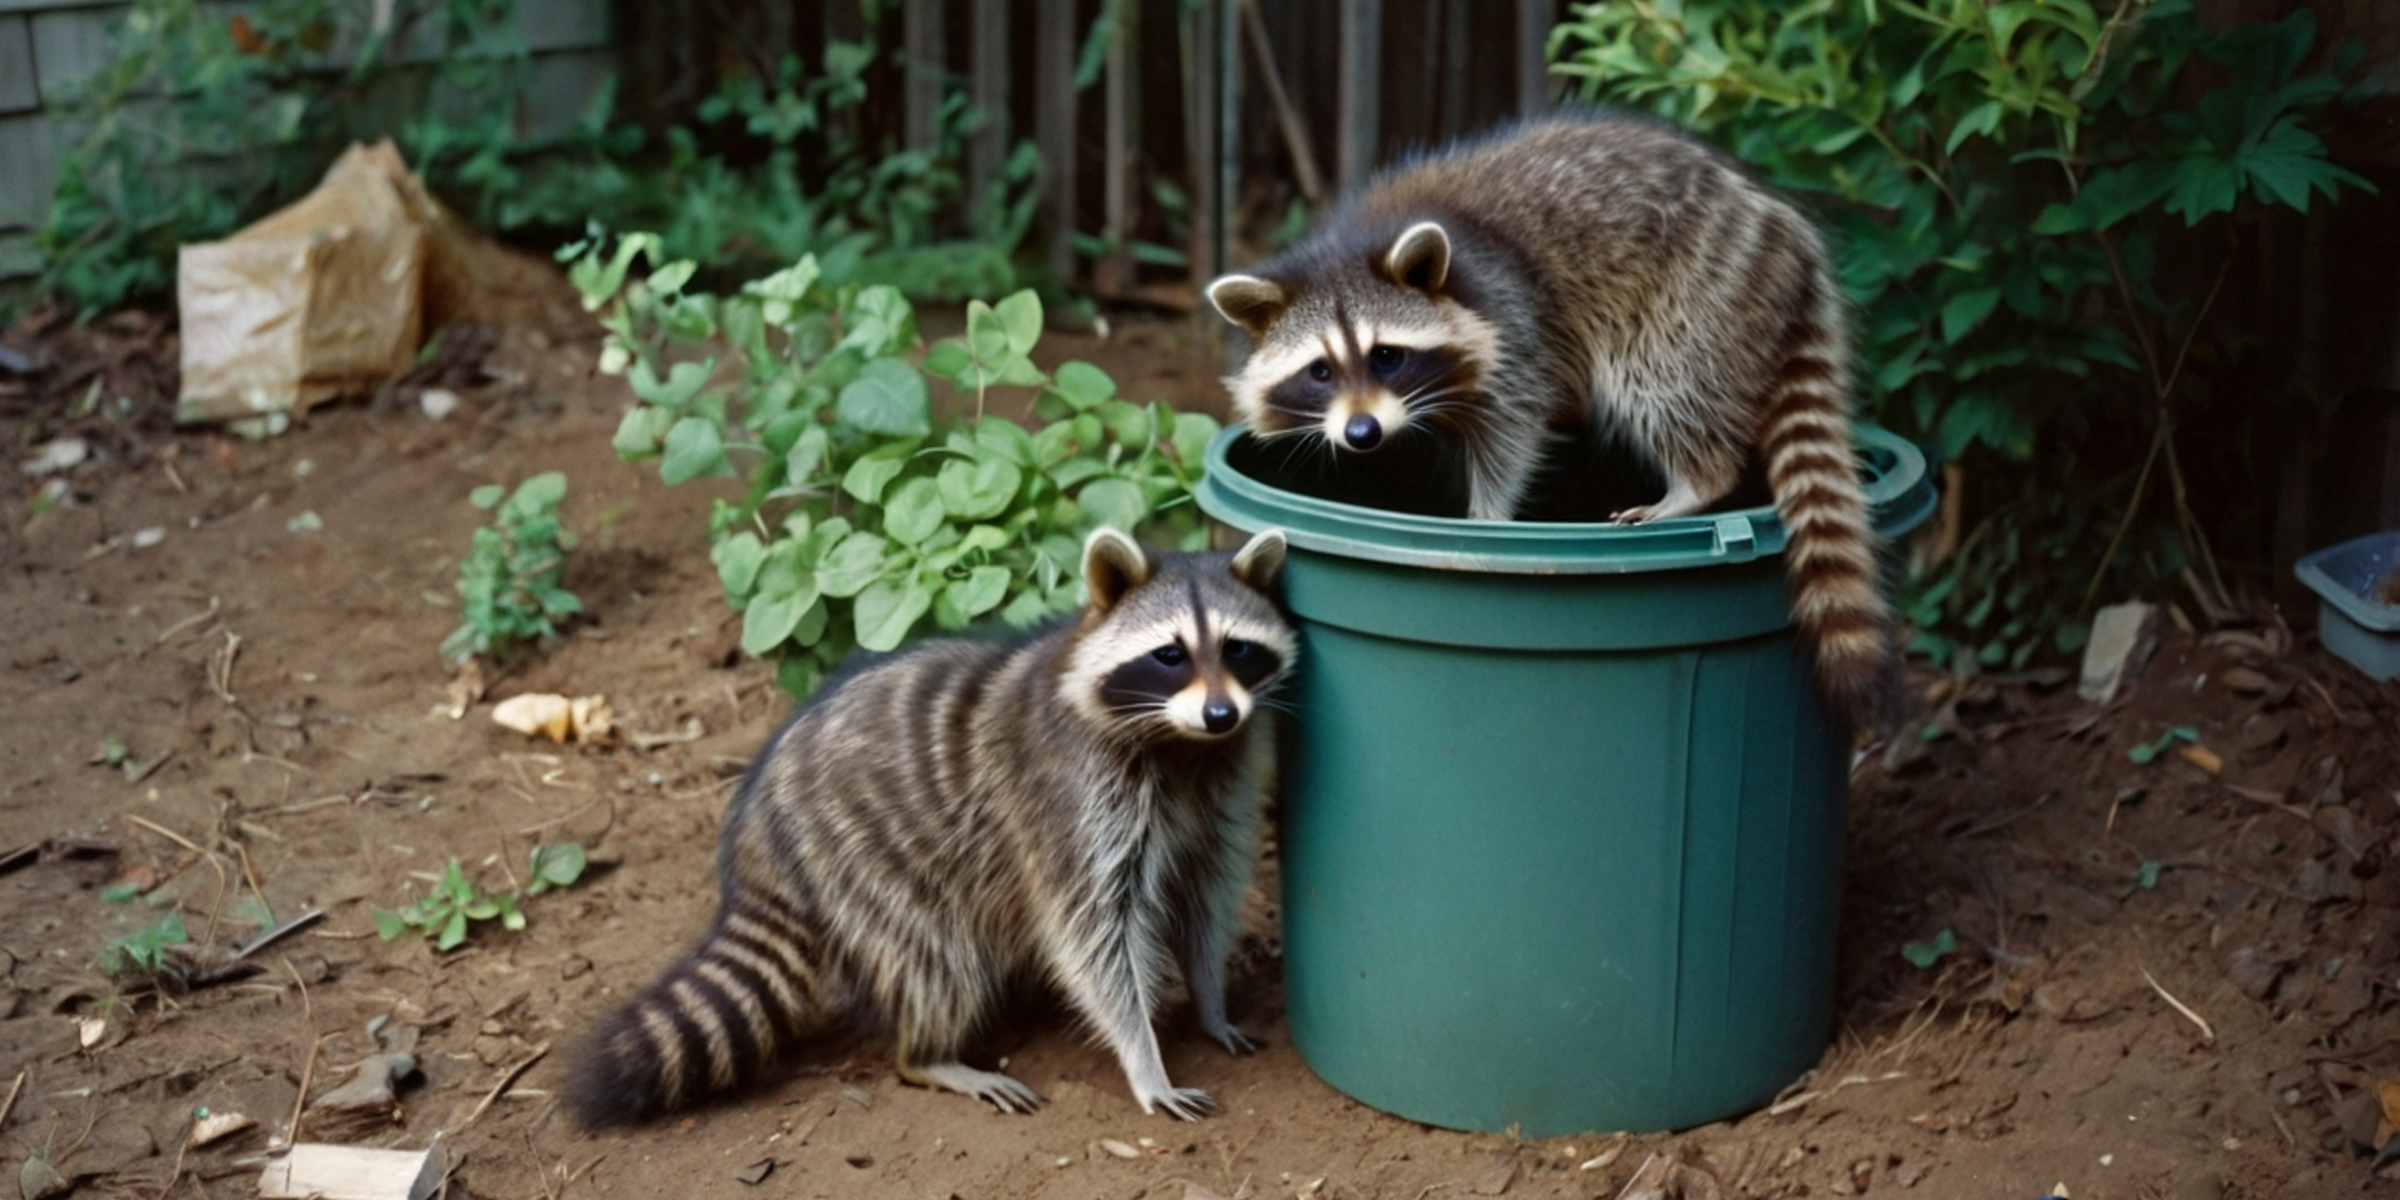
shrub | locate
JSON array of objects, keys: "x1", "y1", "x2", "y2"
[
  {"x1": 1552, "y1": 0, "x2": 2372, "y2": 667},
  {"x1": 574, "y1": 233, "x2": 1219, "y2": 698}
]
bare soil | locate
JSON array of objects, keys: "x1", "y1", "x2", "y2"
[{"x1": 4, "y1": 270, "x2": 2398, "y2": 1200}]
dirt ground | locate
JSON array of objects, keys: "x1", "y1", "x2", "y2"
[{"x1": 4, "y1": 267, "x2": 2399, "y2": 1200}]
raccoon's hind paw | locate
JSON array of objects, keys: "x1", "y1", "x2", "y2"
[
  {"x1": 1205, "y1": 1021, "x2": 1260, "y2": 1057},
  {"x1": 902, "y1": 1061, "x2": 1046, "y2": 1114},
  {"x1": 1142, "y1": 1085, "x2": 1220, "y2": 1121}
]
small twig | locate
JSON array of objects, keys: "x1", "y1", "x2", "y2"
[
  {"x1": 282, "y1": 957, "x2": 319, "y2": 1146},
  {"x1": 524, "y1": 1128, "x2": 561, "y2": 1200},
  {"x1": 1957, "y1": 791, "x2": 2055, "y2": 838},
  {"x1": 562, "y1": 1150, "x2": 609, "y2": 1189},
  {"x1": 0, "y1": 1067, "x2": 25, "y2": 1131},
  {"x1": 2139, "y1": 965, "x2": 2215, "y2": 1043},
  {"x1": 234, "y1": 840, "x2": 271, "y2": 919},
  {"x1": 155, "y1": 597, "x2": 222, "y2": 645},
  {"x1": 254, "y1": 793, "x2": 357, "y2": 818},
  {"x1": 460, "y1": 1043, "x2": 552, "y2": 1131},
  {"x1": 235, "y1": 909, "x2": 325, "y2": 961},
  {"x1": 122, "y1": 749, "x2": 175, "y2": 785},
  {"x1": 1764, "y1": 1071, "x2": 1908, "y2": 1117},
  {"x1": 208, "y1": 629, "x2": 242, "y2": 705},
  {"x1": 150, "y1": 1117, "x2": 193, "y2": 1200},
  {"x1": 512, "y1": 798, "x2": 605, "y2": 838},
  {"x1": 123, "y1": 813, "x2": 203, "y2": 855},
  {"x1": 123, "y1": 814, "x2": 232, "y2": 946}
]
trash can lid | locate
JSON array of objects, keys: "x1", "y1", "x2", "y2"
[{"x1": 1197, "y1": 424, "x2": 1935, "y2": 575}]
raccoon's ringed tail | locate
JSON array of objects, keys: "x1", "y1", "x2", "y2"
[{"x1": 1759, "y1": 319, "x2": 1897, "y2": 730}]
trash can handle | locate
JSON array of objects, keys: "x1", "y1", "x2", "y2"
[{"x1": 1711, "y1": 515, "x2": 1757, "y2": 561}]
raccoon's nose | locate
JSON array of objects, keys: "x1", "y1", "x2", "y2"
[
  {"x1": 1343, "y1": 415, "x2": 1384, "y2": 450},
  {"x1": 1202, "y1": 700, "x2": 1240, "y2": 734}
]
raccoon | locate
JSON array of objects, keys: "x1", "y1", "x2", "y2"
[
  {"x1": 564, "y1": 527, "x2": 1294, "y2": 1126},
  {"x1": 1208, "y1": 112, "x2": 1894, "y2": 726}
]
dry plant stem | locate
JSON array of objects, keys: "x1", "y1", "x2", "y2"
[
  {"x1": 461, "y1": 1043, "x2": 551, "y2": 1131},
  {"x1": 0, "y1": 1067, "x2": 25, "y2": 1131},
  {"x1": 2139, "y1": 964, "x2": 2215, "y2": 1042},
  {"x1": 282, "y1": 957, "x2": 318, "y2": 1146},
  {"x1": 2080, "y1": 236, "x2": 2235, "y2": 615},
  {"x1": 149, "y1": 1119, "x2": 193, "y2": 1200},
  {"x1": 155, "y1": 596, "x2": 221, "y2": 644},
  {"x1": 123, "y1": 813, "x2": 231, "y2": 948},
  {"x1": 235, "y1": 840, "x2": 271, "y2": 920}
]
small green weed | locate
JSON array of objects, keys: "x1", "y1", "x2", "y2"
[
  {"x1": 1900, "y1": 928, "x2": 1957, "y2": 970},
  {"x1": 99, "y1": 912, "x2": 188, "y2": 978},
  {"x1": 441, "y1": 472, "x2": 581, "y2": 663},
  {"x1": 373, "y1": 842, "x2": 586, "y2": 951},
  {"x1": 2127, "y1": 725, "x2": 2199, "y2": 764}
]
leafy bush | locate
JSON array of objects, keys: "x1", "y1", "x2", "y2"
[
  {"x1": 1551, "y1": 0, "x2": 2372, "y2": 668},
  {"x1": 574, "y1": 233, "x2": 1220, "y2": 698},
  {"x1": 441, "y1": 472, "x2": 581, "y2": 662}
]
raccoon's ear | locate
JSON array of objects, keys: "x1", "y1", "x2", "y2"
[
  {"x1": 1229, "y1": 528, "x2": 1287, "y2": 591},
  {"x1": 1382, "y1": 222, "x2": 1451, "y2": 293},
  {"x1": 1081, "y1": 527, "x2": 1151, "y2": 613},
  {"x1": 1206, "y1": 274, "x2": 1290, "y2": 337}
]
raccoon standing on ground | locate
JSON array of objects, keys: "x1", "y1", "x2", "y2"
[
  {"x1": 565, "y1": 527, "x2": 1294, "y2": 1125},
  {"x1": 1208, "y1": 112, "x2": 1895, "y2": 726}
]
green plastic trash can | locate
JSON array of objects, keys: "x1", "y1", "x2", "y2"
[{"x1": 1194, "y1": 426, "x2": 1935, "y2": 1137}]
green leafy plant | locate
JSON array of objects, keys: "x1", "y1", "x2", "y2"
[
  {"x1": 372, "y1": 842, "x2": 586, "y2": 950},
  {"x1": 441, "y1": 472, "x2": 581, "y2": 662},
  {"x1": 1552, "y1": 1, "x2": 2373, "y2": 668},
  {"x1": 100, "y1": 912, "x2": 189, "y2": 977},
  {"x1": 2126, "y1": 724, "x2": 2199, "y2": 764},
  {"x1": 577, "y1": 234, "x2": 1219, "y2": 698},
  {"x1": 1901, "y1": 927, "x2": 1958, "y2": 970}
]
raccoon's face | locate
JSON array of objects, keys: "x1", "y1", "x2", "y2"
[
  {"x1": 1066, "y1": 528, "x2": 1295, "y2": 742},
  {"x1": 1208, "y1": 222, "x2": 1499, "y2": 455}
]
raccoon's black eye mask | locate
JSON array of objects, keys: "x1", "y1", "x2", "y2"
[
  {"x1": 1102, "y1": 650, "x2": 1197, "y2": 713},
  {"x1": 1223, "y1": 639, "x2": 1283, "y2": 690}
]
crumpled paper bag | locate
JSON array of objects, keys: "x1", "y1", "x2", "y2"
[{"x1": 176, "y1": 139, "x2": 468, "y2": 427}]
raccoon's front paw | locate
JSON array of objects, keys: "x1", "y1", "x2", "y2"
[
  {"x1": 1609, "y1": 504, "x2": 1663, "y2": 525},
  {"x1": 1141, "y1": 1086, "x2": 1220, "y2": 1121},
  {"x1": 1206, "y1": 1022, "x2": 1261, "y2": 1057}
]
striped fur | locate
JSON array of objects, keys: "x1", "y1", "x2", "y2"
[
  {"x1": 1209, "y1": 111, "x2": 1897, "y2": 727},
  {"x1": 565, "y1": 528, "x2": 1296, "y2": 1127}
]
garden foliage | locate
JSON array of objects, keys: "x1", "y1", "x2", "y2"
[
  {"x1": 22, "y1": 0, "x2": 1037, "y2": 318},
  {"x1": 573, "y1": 234, "x2": 1221, "y2": 698},
  {"x1": 1552, "y1": 0, "x2": 2372, "y2": 667}
]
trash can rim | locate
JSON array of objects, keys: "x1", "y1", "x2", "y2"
[{"x1": 1196, "y1": 423, "x2": 1933, "y2": 576}]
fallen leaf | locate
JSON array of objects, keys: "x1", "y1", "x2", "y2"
[
  {"x1": 2177, "y1": 744, "x2": 2223, "y2": 775},
  {"x1": 1098, "y1": 1138, "x2": 1140, "y2": 1160},
  {"x1": 19, "y1": 1153, "x2": 69, "y2": 1200},
  {"x1": 189, "y1": 1110, "x2": 257, "y2": 1147}
]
